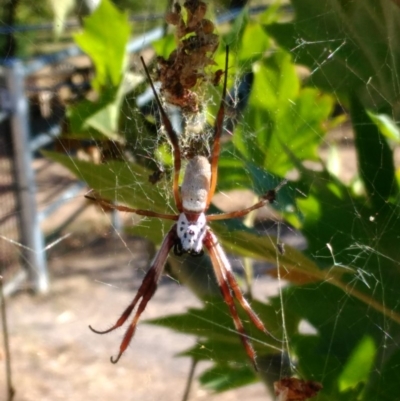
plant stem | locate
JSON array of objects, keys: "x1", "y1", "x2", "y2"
[{"x1": 181, "y1": 358, "x2": 198, "y2": 401}]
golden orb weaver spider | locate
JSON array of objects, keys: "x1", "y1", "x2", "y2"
[{"x1": 87, "y1": 47, "x2": 278, "y2": 370}]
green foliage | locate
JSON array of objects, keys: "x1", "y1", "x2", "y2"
[
  {"x1": 338, "y1": 336, "x2": 376, "y2": 393},
  {"x1": 46, "y1": 1, "x2": 400, "y2": 399},
  {"x1": 265, "y1": 0, "x2": 400, "y2": 118},
  {"x1": 230, "y1": 51, "x2": 334, "y2": 177},
  {"x1": 147, "y1": 296, "x2": 299, "y2": 391},
  {"x1": 68, "y1": 0, "x2": 137, "y2": 141},
  {"x1": 74, "y1": 0, "x2": 130, "y2": 90},
  {"x1": 43, "y1": 151, "x2": 174, "y2": 213}
]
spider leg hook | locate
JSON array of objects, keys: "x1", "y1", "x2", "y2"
[
  {"x1": 110, "y1": 353, "x2": 122, "y2": 364},
  {"x1": 88, "y1": 324, "x2": 115, "y2": 335}
]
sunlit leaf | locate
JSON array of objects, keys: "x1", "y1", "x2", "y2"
[
  {"x1": 74, "y1": 0, "x2": 130, "y2": 90},
  {"x1": 232, "y1": 51, "x2": 334, "y2": 177},
  {"x1": 239, "y1": 20, "x2": 270, "y2": 62},
  {"x1": 338, "y1": 335, "x2": 376, "y2": 392},
  {"x1": 367, "y1": 111, "x2": 400, "y2": 142}
]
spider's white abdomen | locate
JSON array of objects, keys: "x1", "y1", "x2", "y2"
[
  {"x1": 177, "y1": 213, "x2": 207, "y2": 254},
  {"x1": 181, "y1": 155, "x2": 211, "y2": 212}
]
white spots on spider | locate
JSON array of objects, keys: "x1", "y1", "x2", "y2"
[{"x1": 177, "y1": 213, "x2": 207, "y2": 254}]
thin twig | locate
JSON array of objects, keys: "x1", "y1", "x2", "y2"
[
  {"x1": 0, "y1": 276, "x2": 15, "y2": 401},
  {"x1": 181, "y1": 358, "x2": 198, "y2": 401}
]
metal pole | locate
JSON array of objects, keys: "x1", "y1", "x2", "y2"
[{"x1": 4, "y1": 59, "x2": 49, "y2": 293}]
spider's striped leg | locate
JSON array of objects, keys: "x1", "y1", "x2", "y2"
[
  {"x1": 215, "y1": 242, "x2": 271, "y2": 335},
  {"x1": 140, "y1": 57, "x2": 183, "y2": 212},
  {"x1": 207, "y1": 46, "x2": 229, "y2": 208},
  {"x1": 204, "y1": 230, "x2": 258, "y2": 371},
  {"x1": 85, "y1": 194, "x2": 179, "y2": 221},
  {"x1": 206, "y1": 231, "x2": 270, "y2": 335},
  {"x1": 89, "y1": 226, "x2": 177, "y2": 363}
]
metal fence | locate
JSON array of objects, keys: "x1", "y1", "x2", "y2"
[{"x1": 0, "y1": 24, "x2": 169, "y2": 295}]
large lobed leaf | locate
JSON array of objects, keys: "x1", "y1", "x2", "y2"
[
  {"x1": 74, "y1": 0, "x2": 130, "y2": 90},
  {"x1": 266, "y1": 0, "x2": 400, "y2": 117},
  {"x1": 43, "y1": 151, "x2": 174, "y2": 214},
  {"x1": 68, "y1": 0, "x2": 138, "y2": 141},
  {"x1": 226, "y1": 50, "x2": 334, "y2": 178}
]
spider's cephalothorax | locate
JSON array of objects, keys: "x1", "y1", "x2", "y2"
[
  {"x1": 175, "y1": 212, "x2": 206, "y2": 256},
  {"x1": 88, "y1": 47, "x2": 280, "y2": 370}
]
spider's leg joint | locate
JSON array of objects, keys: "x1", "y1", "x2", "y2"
[
  {"x1": 262, "y1": 189, "x2": 277, "y2": 203},
  {"x1": 261, "y1": 179, "x2": 288, "y2": 203}
]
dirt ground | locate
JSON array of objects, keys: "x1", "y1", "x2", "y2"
[
  {"x1": 1, "y1": 159, "x2": 285, "y2": 401},
  {"x1": 3, "y1": 236, "x2": 278, "y2": 401}
]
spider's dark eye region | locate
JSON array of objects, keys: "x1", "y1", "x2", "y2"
[
  {"x1": 190, "y1": 249, "x2": 204, "y2": 257},
  {"x1": 173, "y1": 239, "x2": 204, "y2": 257}
]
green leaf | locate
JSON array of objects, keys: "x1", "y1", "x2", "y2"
[
  {"x1": 74, "y1": 0, "x2": 130, "y2": 90},
  {"x1": 232, "y1": 51, "x2": 334, "y2": 177},
  {"x1": 67, "y1": 72, "x2": 144, "y2": 141},
  {"x1": 43, "y1": 151, "x2": 175, "y2": 214},
  {"x1": 147, "y1": 297, "x2": 294, "y2": 360},
  {"x1": 199, "y1": 364, "x2": 256, "y2": 392},
  {"x1": 67, "y1": 86, "x2": 122, "y2": 140},
  {"x1": 366, "y1": 111, "x2": 400, "y2": 142},
  {"x1": 67, "y1": 0, "x2": 139, "y2": 141},
  {"x1": 338, "y1": 335, "x2": 376, "y2": 392},
  {"x1": 217, "y1": 144, "x2": 253, "y2": 192},
  {"x1": 245, "y1": 163, "x2": 299, "y2": 216},
  {"x1": 239, "y1": 20, "x2": 270, "y2": 62},
  {"x1": 266, "y1": 0, "x2": 400, "y2": 117},
  {"x1": 285, "y1": 282, "x2": 400, "y2": 395},
  {"x1": 368, "y1": 349, "x2": 400, "y2": 400},
  {"x1": 126, "y1": 217, "x2": 174, "y2": 247},
  {"x1": 350, "y1": 95, "x2": 398, "y2": 207}
]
